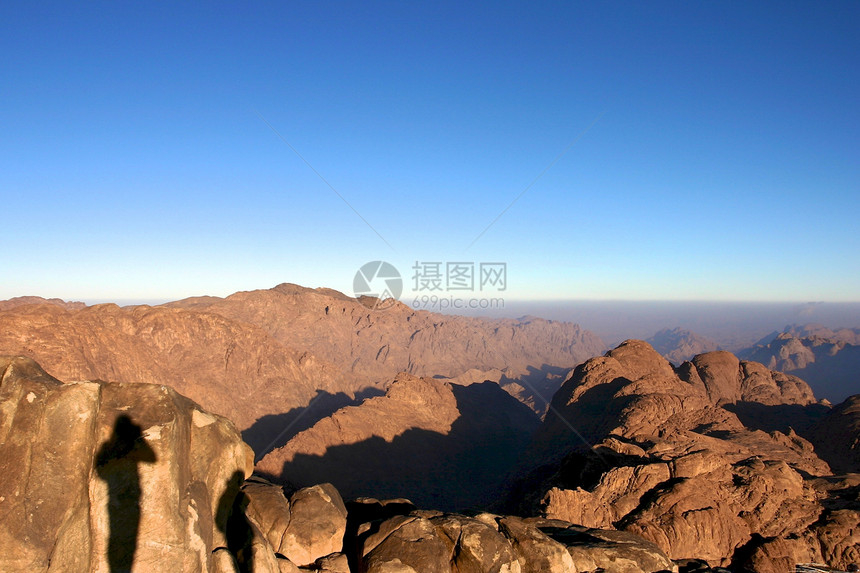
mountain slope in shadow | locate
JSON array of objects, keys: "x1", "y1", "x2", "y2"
[{"x1": 257, "y1": 376, "x2": 540, "y2": 512}]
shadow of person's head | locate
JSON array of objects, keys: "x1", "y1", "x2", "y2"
[{"x1": 97, "y1": 414, "x2": 156, "y2": 467}]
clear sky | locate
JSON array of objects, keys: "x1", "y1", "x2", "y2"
[{"x1": 2, "y1": 1, "x2": 858, "y2": 303}]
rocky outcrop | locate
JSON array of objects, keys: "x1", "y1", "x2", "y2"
[
  {"x1": 519, "y1": 341, "x2": 859, "y2": 571},
  {"x1": 240, "y1": 478, "x2": 349, "y2": 569},
  {"x1": 0, "y1": 355, "x2": 254, "y2": 572},
  {"x1": 258, "y1": 374, "x2": 540, "y2": 510},
  {"x1": 646, "y1": 327, "x2": 720, "y2": 364}
]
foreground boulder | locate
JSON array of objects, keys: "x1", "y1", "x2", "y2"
[
  {"x1": 0, "y1": 356, "x2": 254, "y2": 572},
  {"x1": 241, "y1": 478, "x2": 348, "y2": 567},
  {"x1": 354, "y1": 506, "x2": 675, "y2": 573}
]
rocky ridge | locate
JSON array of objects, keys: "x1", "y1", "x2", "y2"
[
  {"x1": 257, "y1": 373, "x2": 541, "y2": 510},
  {"x1": 167, "y1": 283, "x2": 606, "y2": 413},
  {"x1": 0, "y1": 285, "x2": 605, "y2": 456}
]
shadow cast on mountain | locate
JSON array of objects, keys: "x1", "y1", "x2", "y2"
[
  {"x1": 499, "y1": 363, "x2": 576, "y2": 417},
  {"x1": 261, "y1": 382, "x2": 540, "y2": 512},
  {"x1": 724, "y1": 401, "x2": 830, "y2": 435},
  {"x1": 242, "y1": 387, "x2": 385, "y2": 462},
  {"x1": 781, "y1": 346, "x2": 860, "y2": 403},
  {"x1": 527, "y1": 375, "x2": 636, "y2": 468}
]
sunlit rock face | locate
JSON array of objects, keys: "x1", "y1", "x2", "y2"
[
  {"x1": 0, "y1": 285, "x2": 605, "y2": 455},
  {"x1": 0, "y1": 355, "x2": 253, "y2": 573}
]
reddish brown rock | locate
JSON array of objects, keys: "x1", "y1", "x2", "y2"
[
  {"x1": 0, "y1": 285, "x2": 604, "y2": 453},
  {"x1": 646, "y1": 328, "x2": 720, "y2": 364},
  {"x1": 0, "y1": 355, "x2": 253, "y2": 572},
  {"x1": 740, "y1": 328, "x2": 860, "y2": 402},
  {"x1": 524, "y1": 341, "x2": 854, "y2": 571}
]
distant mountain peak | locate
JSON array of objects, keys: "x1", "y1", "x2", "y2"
[{"x1": 645, "y1": 327, "x2": 720, "y2": 364}]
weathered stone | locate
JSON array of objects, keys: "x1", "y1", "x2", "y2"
[
  {"x1": 310, "y1": 552, "x2": 350, "y2": 572},
  {"x1": 809, "y1": 394, "x2": 860, "y2": 473},
  {"x1": 498, "y1": 516, "x2": 576, "y2": 573},
  {"x1": 432, "y1": 514, "x2": 521, "y2": 573},
  {"x1": 543, "y1": 461, "x2": 671, "y2": 528},
  {"x1": 525, "y1": 341, "x2": 855, "y2": 570},
  {"x1": 212, "y1": 548, "x2": 240, "y2": 573},
  {"x1": 361, "y1": 516, "x2": 451, "y2": 573},
  {"x1": 279, "y1": 483, "x2": 348, "y2": 567},
  {"x1": 0, "y1": 355, "x2": 254, "y2": 572},
  {"x1": 242, "y1": 477, "x2": 293, "y2": 553}
]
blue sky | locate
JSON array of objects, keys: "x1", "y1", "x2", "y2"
[{"x1": 2, "y1": 1, "x2": 858, "y2": 303}]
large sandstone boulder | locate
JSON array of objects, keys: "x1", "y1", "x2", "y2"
[
  {"x1": 0, "y1": 355, "x2": 254, "y2": 572},
  {"x1": 524, "y1": 518, "x2": 676, "y2": 573},
  {"x1": 242, "y1": 479, "x2": 348, "y2": 567}
]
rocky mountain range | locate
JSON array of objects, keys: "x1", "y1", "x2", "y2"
[
  {"x1": 0, "y1": 286, "x2": 605, "y2": 457},
  {"x1": 739, "y1": 324, "x2": 860, "y2": 403}
]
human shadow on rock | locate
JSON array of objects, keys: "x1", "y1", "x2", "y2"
[
  {"x1": 95, "y1": 415, "x2": 157, "y2": 573},
  {"x1": 265, "y1": 381, "x2": 540, "y2": 512},
  {"x1": 243, "y1": 387, "x2": 385, "y2": 462},
  {"x1": 215, "y1": 470, "x2": 255, "y2": 573}
]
